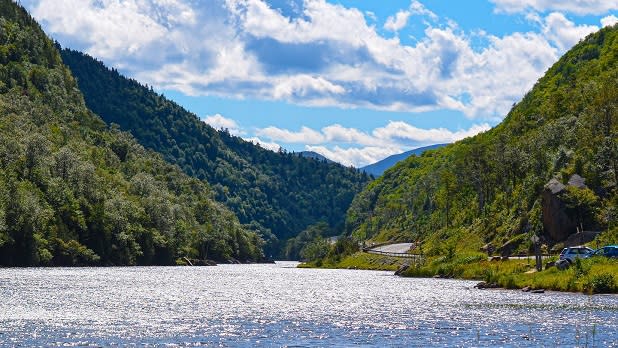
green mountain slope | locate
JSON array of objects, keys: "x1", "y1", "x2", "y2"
[
  {"x1": 59, "y1": 48, "x2": 371, "y2": 256},
  {"x1": 0, "y1": 0, "x2": 262, "y2": 266},
  {"x1": 360, "y1": 144, "x2": 447, "y2": 177},
  {"x1": 345, "y1": 26, "x2": 618, "y2": 254}
]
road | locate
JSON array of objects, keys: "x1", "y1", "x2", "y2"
[{"x1": 368, "y1": 243, "x2": 414, "y2": 254}]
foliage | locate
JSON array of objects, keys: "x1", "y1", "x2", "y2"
[
  {"x1": 401, "y1": 256, "x2": 618, "y2": 293},
  {"x1": 0, "y1": 0, "x2": 262, "y2": 266},
  {"x1": 344, "y1": 24, "x2": 618, "y2": 254},
  {"x1": 299, "y1": 251, "x2": 406, "y2": 271},
  {"x1": 283, "y1": 221, "x2": 331, "y2": 260},
  {"x1": 587, "y1": 272, "x2": 615, "y2": 293},
  {"x1": 299, "y1": 237, "x2": 330, "y2": 263},
  {"x1": 59, "y1": 48, "x2": 371, "y2": 256}
]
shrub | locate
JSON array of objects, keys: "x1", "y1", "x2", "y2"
[{"x1": 588, "y1": 273, "x2": 615, "y2": 293}]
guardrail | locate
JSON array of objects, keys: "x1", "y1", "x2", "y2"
[{"x1": 363, "y1": 249, "x2": 424, "y2": 259}]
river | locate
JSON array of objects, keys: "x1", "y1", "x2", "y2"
[{"x1": 0, "y1": 262, "x2": 616, "y2": 347}]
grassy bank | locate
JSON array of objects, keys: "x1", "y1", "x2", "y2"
[
  {"x1": 402, "y1": 254, "x2": 618, "y2": 294},
  {"x1": 301, "y1": 251, "x2": 618, "y2": 294},
  {"x1": 299, "y1": 252, "x2": 407, "y2": 271}
]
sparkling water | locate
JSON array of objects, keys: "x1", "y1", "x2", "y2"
[{"x1": 0, "y1": 262, "x2": 616, "y2": 346}]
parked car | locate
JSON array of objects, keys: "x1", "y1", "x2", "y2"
[
  {"x1": 588, "y1": 245, "x2": 618, "y2": 258},
  {"x1": 559, "y1": 246, "x2": 594, "y2": 263}
]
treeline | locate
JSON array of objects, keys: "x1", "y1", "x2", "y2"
[
  {"x1": 60, "y1": 48, "x2": 372, "y2": 256},
  {"x1": 345, "y1": 25, "x2": 618, "y2": 255},
  {"x1": 0, "y1": 0, "x2": 262, "y2": 266}
]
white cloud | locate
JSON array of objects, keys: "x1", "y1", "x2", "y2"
[
  {"x1": 384, "y1": 0, "x2": 438, "y2": 32},
  {"x1": 243, "y1": 137, "x2": 281, "y2": 152},
  {"x1": 541, "y1": 12, "x2": 598, "y2": 50},
  {"x1": 253, "y1": 121, "x2": 490, "y2": 166},
  {"x1": 256, "y1": 126, "x2": 325, "y2": 144},
  {"x1": 384, "y1": 10, "x2": 411, "y2": 32},
  {"x1": 273, "y1": 75, "x2": 345, "y2": 99},
  {"x1": 601, "y1": 14, "x2": 618, "y2": 27},
  {"x1": 24, "y1": 0, "x2": 614, "y2": 121},
  {"x1": 305, "y1": 145, "x2": 399, "y2": 167},
  {"x1": 410, "y1": 1, "x2": 438, "y2": 20},
  {"x1": 491, "y1": 0, "x2": 618, "y2": 15},
  {"x1": 30, "y1": 0, "x2": 196, "y2": 60},
  {"x1": 372, "y1": 122, "x2": 491, "y2": 144},
  {"x1": 202, "y1": 114, "x2": 241, "y2": 134}
]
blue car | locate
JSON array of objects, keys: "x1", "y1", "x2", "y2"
[{"x1": 589, "y1": 245, "x2": 618, "y2": 258}]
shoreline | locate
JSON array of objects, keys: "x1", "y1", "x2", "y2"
[{"x1": 300, "y1": 252, "x2": 618, "y2": 294}]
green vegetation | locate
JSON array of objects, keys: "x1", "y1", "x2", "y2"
[
  {"x1": 0, "y1": 0, "x2": 262, "y2": 266},
  {"x1": 301, "y1": 25, "x2": 618, "y2": 293},
  {"x1": 283, "y1": 221, "x2": 333, "y2": 261},
  {"x1": 343, "y1": 25, "x2": 618, "y2": 257},
  {"x1": 402, "y1": 257, "x2": 618, "y2": 294},
  {"x1": 299, "y1": 251, "x2": 406, "y2": 271},
  {"x1": 59, "y1": 48, "x2": 371, "y2": 257}
]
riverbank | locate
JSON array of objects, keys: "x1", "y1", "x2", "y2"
[{"x1": 301, "y1": 252, "x2": 618, "y2": 294}]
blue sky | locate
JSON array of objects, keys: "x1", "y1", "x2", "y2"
[{"x1": 23, "y1": 0, "x2": 618, "y2": 166}]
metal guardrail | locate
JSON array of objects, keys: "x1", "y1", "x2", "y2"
[{"x1": 363, "y1": 249, "x2": 424, "y2": 259}]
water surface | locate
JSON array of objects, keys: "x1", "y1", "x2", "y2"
[{"x1": 1, "y1": 262, "x2": 616, "y2": 346}]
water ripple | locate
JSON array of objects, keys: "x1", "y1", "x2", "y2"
[{"x1": 0, "y1": 263, "x2": 616, "y2": 347}]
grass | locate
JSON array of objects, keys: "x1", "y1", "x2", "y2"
[
  {"x1": 299, "y1": 252, "x2": 407, "y2": 271},
  {"x1": 302, "y1": 251, "x2": 618, "y2": 293},
  {"x1": 402, "y1": 255, "x2": 618, "y2": 293}
]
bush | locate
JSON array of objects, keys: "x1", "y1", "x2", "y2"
[{"x1": 588, "y1": 273, "x2": 615, "y2": 293}]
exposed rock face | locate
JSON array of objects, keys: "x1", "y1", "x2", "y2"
[
  {"x1": 564, "y1": 231, "x2": 600, "y2": 247},
  {"x1": 567, "y1": 174, "x2": 587, "y2": 189},
  {"x1": 541, "y1": 175, "x2": 584, "y2": 243}
]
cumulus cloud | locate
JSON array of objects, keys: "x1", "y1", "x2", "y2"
[
  {"x1": 384, "y1": 10, "x2": 411, "y2": 32},
  {"x1": 23, "y1": 0, "x2": 612, "y2": 120},
  {"x1": 256, "y1": 126, "x2": 325, "y2": 144},
  {"x1": 28, "y1": 0, "x2": 196, "y2": 66},
  {"x1": 243, "y1": 137, "x2": 282, "y2": 152},
  {"x1": 540, "y1": 12, "x2": 598, "y2": 50},
  {"x1": 202, "y1": 114, "x2": 242, "y2": 135},
  {"x1": 601, "y1": 14, "x2": 618, "y2": 27},
  {"x1": 305, "y1": 145, "x2": 399, "y2": 167},
  {"x1": 254, "y1": 121, "x2": 490, "y2": 166},
  {"x1": 491, "y1": 0, "x2": 618, "y2": 15}
]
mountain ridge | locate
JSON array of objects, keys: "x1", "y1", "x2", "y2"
[
  {"x1": 343, "y1": 25, "x2": 618, "y2": 256},
  {"x1": 360, "y1": 144, "x2": 447, "y2": 177},
  {"x1": 59, "y1": 48, "x2": 372, "y2": 256},
  {"x1": 298, "y1": 151, "x2": 333, "y2": 163},
  {"x1": 0, "y1": 0, "x2": 262, "y2": 266}
]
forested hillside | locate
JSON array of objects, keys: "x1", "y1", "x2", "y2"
[
  {"x1": 0, "y1": 0, "x2": 262, "y2": 266},
  {"x1": 360, "y1": 144, "x2": 446, "y2": 177},
  {"x1": 345, "y1": 26, "x2": 618, "y2": 255},
  {"x1": 60, "y1": 48, "x2": 371, "y2": 256}
]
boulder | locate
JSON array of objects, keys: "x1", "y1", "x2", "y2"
[
  {"x1": 564, "y1": 231, "x2": 600, "y2": 247},
  {"x1": 394, "y1": 263, "x2": 410, "y2": 276},
  {"x1": 556, "y1": 259, "x2": 570, "y2": 270},
  {"x1": 474, "y1": 281, "x2": 499, "y2": 289},
  {"x1": 542, "y1": 178, "x2": 577, "y2": 242},
  {"x1": 567, "y1": 174, "x2": 587, "y2": 189}
]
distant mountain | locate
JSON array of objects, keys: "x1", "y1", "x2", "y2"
[
  {"x1": 60, "y1": 48, "x2": 372, "y2": 256},
  {"x1": 361, "y1": 144, "x2": 447, "y2": 176},
  {"x1": 298, "y1": 151, "x2": 333, "y2": 163}
]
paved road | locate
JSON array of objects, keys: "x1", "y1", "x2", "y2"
[{"x1": 369, "y1": 243, "x2": 414, "y2": 254}]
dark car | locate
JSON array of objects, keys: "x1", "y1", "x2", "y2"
[{"x1": 589, "y1": 245, "x2": 618, "y2": 258}]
